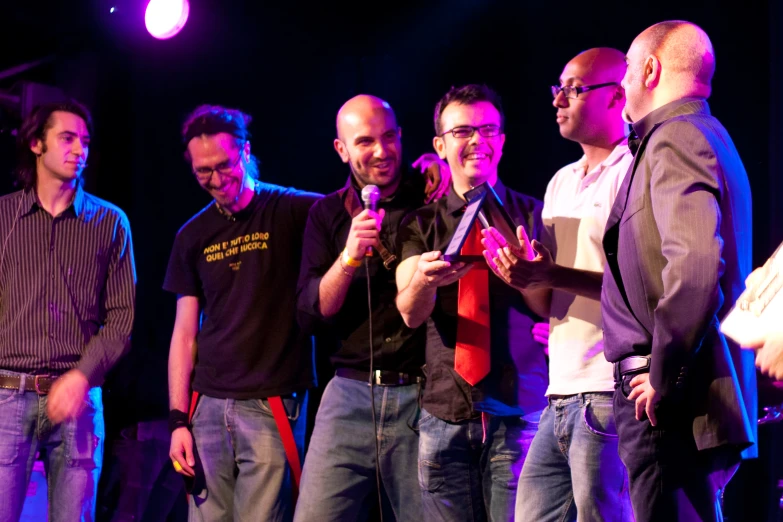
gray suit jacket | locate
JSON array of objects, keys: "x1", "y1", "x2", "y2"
[{"x1": 602, "y1": 98, "x2": 757, "y2": 455}]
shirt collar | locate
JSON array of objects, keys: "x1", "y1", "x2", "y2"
[
  {"x1": 570, "y1": 138, "x2": 630, "y2": 178},
  {"x1": 632, "y1": 97, "x2": 710, "y2": 142},
  {"x1": 20, "y1": 188, "x2": 37, "y2": 216},
  {"x1": 23, "y1": 184, "x2": 86, "y2": 219},
  {"x1": 446, "y1": 177, "x2": 507, "y2": 215},
  {"x1": 72, "y1": 184, "x2": 86, "y2": 217}
]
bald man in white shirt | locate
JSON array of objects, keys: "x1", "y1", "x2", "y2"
[{"x1": 481, "y1": 48, "x2": 633, "y2": 521}]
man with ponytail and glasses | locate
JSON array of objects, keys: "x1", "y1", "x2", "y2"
[{"x1": 164, "y1": 105, "x2": 320, "y2": 521}]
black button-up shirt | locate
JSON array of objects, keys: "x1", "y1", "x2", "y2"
[
  {"x1": 0, "y1": 187, "x2": 136, "y2": 386},
  {"x1": 399, "y1": 180, "x2": 549, "y2": 422},
  {"x1": 297, "y1": 173, "x2": 426, "y2": 374}
]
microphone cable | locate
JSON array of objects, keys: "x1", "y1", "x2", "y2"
[
  {"x1": 0, "y1": 192, "x2": 25, "y2": 273},
  {"x1": 365, "y1": 255, "x2": 384, "y2": 522}
]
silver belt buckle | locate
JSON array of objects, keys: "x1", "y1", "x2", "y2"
[
  {"x1": 372, "y1": 370, "x2": 409, "y2": 386},
  {"x1": 372, "y1": 370, "x2": 387, "y2": 386}
]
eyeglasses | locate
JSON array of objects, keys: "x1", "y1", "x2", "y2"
[
  {"x1": 439, "y1": 124, "x2": 502, "y2": 139},
  {"x1": 193, "y1": 148, "x2": 244, "y2": 181},
  {"x1": 551, "y1": 82, "x2": 617, "y2": 100}
]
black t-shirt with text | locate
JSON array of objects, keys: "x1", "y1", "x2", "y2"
[{"x1": 164, "y1": 182, "x2": 321, "y2": 399}]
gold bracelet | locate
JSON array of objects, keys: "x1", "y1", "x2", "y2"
[
  {"x1": 342, "y1": 249, "x2": 362, "y2": 268},
  {"x1": 338, "y1": 256, "x2": 354, "y2": 277}
]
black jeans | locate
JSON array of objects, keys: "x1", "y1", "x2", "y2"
[{"x1": 613, "y1": 373, "x2": 740, "y2": 522}]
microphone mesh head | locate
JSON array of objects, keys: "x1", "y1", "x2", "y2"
[{"x1": 361, "y1": 184, "x2": 381, "y2": 204}]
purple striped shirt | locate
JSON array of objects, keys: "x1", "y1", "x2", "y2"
[{"x1": 0, "y1": 186, "x2": 136, "y2": 386}]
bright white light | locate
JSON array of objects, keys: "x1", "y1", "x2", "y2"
[
  {"x1": 145, "y1": 0, "x2": 190, "y2": 40},
  {"x1": 110, "y1": 6, "x2": 115, "y2": 13}
]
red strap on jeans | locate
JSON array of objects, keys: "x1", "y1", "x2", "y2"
[
  {"x1": 269, "y1": 395, "x2": 302, "y2": 503},
  {"x1": 185, "y1": 392, "x2": 301, "y2": 502},
  {"x1": 188, "y1": 391, "x2": 199, "y2": 423},
  {"x1": 183, "y1": 391, "x2": 201, "y2": 502}
]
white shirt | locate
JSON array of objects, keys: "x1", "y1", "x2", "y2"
[{"x1": 542, "y1": 140, "x2": 633, "y2": 395}]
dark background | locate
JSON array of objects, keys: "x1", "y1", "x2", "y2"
[{"x1": 2, "y1": 0, "x2": 782, "y2": 520}]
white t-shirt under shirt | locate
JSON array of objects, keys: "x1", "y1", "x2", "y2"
[{"x1": 542, "y1": 140, "x2": 633, "y2": 395}]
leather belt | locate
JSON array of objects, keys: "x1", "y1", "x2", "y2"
[
  {"x1": 0, "y1": 374, "x2": 56, "y2": 395},
  {"x1": 613, "y1": 356, "x2": 651, "y2": 381},
  {"x1": 548, "y1": 394, "x2": 576, "y2": 401},
  {"x1": 335, "y1": 368, "x2": 424, "y2": 386}
]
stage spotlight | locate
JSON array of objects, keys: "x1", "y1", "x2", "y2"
[{"x1": 145, "y1": 0, "x2": 189, "y2": 40}]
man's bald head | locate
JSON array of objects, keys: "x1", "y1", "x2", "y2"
[
  {"x1": 638, "y1": 20, "x2": 715, "y2": 96},
  {"x1": 336, "y1": 95, "x2": 398, "y2": 141},
  {"x1": 554, "y1": 47, "x2": 627, "y2": 146},
  {"x1": 333, "y1": 94, "x2": 402, "y2": 194},
  {"x1": 622, "y1": 21, "x2": 716, "y2": 121},
  {"x1": 567, "y1": 47, "x2": 627, "y2": 84}
]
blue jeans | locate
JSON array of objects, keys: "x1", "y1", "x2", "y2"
[
  {"x1": 418, "y1": 408, "x2": 540, "y2": 522},
  {"x1": 188, "y1": 392, "x2": 307, "y2": 522},
  {"x1": 0, "y1": 370, "x2": 104, "y2": 522},
  {"x1": 515, "y1": 393, "x2": 632, "y2": 522},
  {"x1": 294, "y1": 375, "x2": 422, "y2": 522}
]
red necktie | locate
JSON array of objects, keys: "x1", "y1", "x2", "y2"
[{"x1": 454, "y1": 223, "x2": 491, "y2": 386}]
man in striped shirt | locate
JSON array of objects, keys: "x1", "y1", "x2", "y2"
[{"x1": 0, "y1": 101, "x2": 136, "y2": 522}]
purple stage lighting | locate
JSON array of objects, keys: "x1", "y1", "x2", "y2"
[{"x1": 145, "y1": 0, "x2": 189, "y2": 40}]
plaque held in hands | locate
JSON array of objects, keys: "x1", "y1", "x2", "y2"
[{"x1": 442, "y1": 182, "x2": 521, "y2": 263}]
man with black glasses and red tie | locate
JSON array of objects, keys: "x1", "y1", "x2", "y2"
[
  {"x1": 396, "y1": 84, "x2": 549, "y2": 521},
  {"x1": 165, "y1": 105, "x2": 320, "y2": 521},
  {"x1": 0, "y1": 101, "x2": 136, "y2": 522}
]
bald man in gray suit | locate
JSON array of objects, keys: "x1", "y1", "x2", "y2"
[{"x1": 601, "y1": 20, "x2": 757, "y2": 522}]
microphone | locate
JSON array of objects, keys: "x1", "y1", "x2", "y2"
[
  {"x1": 361, "y1": 184, "x2": 380, "y2": 211},
  {"x1": 361, "y1": 185, "x2": 381, "y2": 257}
]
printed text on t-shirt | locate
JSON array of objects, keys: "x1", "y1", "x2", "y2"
[{"x1": 203, "y1": 232, "x2": 270, "y2": 262}]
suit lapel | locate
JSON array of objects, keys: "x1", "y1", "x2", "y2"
[
  {"x1": 602, "y1": 124, "x2": 659, "y2": 322},
  {"x1": 604, "y1": 98, "x2": 710, "y2": 242},
  {"x1": 606, "y1": 98, "x2": 708, "y2": 230},
  {"x1": 604, "y1": 160, "x2": 636, "y2": 232}
]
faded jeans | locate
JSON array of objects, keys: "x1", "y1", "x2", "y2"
[
  {"x1": 418, "y1": 408, "x2": 540, "y2": 521},
  {"x1": 294, "y1": 375, "x2": 422, "y2": 522},
  {"x1": 0, "y1": 370, "x2": 104, "y2": 522},
  {"x1": 515, "y1": 393, "x2": 632, "y2": 522},
  {"x1": 188, "y1": 392, "x2": 307, "y2": 522}
]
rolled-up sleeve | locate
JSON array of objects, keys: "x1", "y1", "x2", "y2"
[
  {"x1": 296, "y1": 199, "x2": 336, "y2": 335},
  {"x1": 398, "y1": 211, "x2": 427, "y2": 262}
]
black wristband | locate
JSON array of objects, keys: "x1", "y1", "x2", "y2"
[{"x1": 169, "y1": 409, "x2": 190, "y2": 433}]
